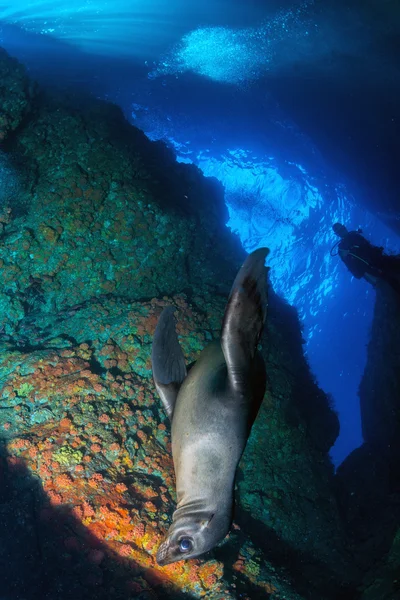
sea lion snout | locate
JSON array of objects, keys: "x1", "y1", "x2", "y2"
[{"x1": 156, "y1": 539, "x2": 171, "y2": 566}]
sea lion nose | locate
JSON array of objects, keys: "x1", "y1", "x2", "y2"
[{"x1": 156, "y1": 540, "x2": 170, "y2": 566}]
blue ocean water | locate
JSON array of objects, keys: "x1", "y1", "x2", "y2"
[
  {"x1": 129, "y1": 87, "x2": 400, "y2": 466},
  {"x1": 1, "y1": 0, "x2": 399, "y2": 466}
]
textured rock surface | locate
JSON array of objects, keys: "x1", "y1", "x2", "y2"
[
  {"x1": 336, "y1": 280, "x2": 400, "y2": 599},
  {"x1": 0, "y1": 47, "x2": 34, "y2": 141},
  {"x1": 236, "y1": 292, "x2": 353, "y2": 600},
  {"x1": 359, "y1": 278, "x2": 400, "y2": 447},
  {"x1": 0, "y1": 47, "x2": 355, "y2": 600}
]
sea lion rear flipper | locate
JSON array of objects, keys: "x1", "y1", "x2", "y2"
[
  {"x1": 221, "y1": 248, "x2": 269, "y2": 393},
  {"x1": 151, "y1": 306, "x2": 187, "y2": 419}
]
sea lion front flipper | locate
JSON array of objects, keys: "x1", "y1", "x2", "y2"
[
  {"x1": 151, "y1": 306, "x2": 187, "y2": 420},
  {"x1": 221, "y1": 248, "x2": 269, "y2": 393}
]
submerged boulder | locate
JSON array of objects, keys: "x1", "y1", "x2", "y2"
[
  {"x1": 0, "y1": 47, "x2": 34, "y2": 142},
  {"x1": 236, "y1": 291, "x2": 354, "y2": 599},
  {"x1": 0, "y1": 47, "x2": 355, "y2": 600},
  {"x1": 335, "y1": 279, "x2": 400, "y2": 598},
  {"x1": 359, "y1": 275, "x2": 400, "y2": 448}
]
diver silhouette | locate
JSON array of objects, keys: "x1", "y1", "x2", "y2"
[{"x1": 331, "y1": 223, "x2": 400, "y2": 294}]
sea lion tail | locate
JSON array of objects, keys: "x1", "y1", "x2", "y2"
[
  {"x1": 221, "y1": 248, "x2": 269, "y2": 392},
  {"x1": 151, "y1": 306, "x2": 187, "y2": 419}
]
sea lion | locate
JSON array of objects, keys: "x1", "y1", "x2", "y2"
[{"x1": 151, "y1": 248, "x2": 269, "y2": 566}]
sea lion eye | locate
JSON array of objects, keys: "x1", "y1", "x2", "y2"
[{"x1": 179, "y1": 538, "x2": 193, "y2": 553}]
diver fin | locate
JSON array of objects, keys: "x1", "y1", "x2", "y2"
[
  {"x1": 151, "y1": 306, "x2": 187, "y2": 419},
  {"x1": 221, "y1": 248, "x2": 269, "y2": 393}
]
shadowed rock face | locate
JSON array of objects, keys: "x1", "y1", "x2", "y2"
[
  {"x1": 359, "y1": 278, "x2": 400, "y2": 448},
  {"x1": 0, "y1": 47, "x2": 35, "y2": 141},
  {"x1": 0, "y1": 46, "x2": 356, "y2": 600},
  {"x1": 335, "y1": 279, "x2": 400, "y2": 598},
  {"x1": 236, "y1": 291, "x2": 360, "y2": 600}
]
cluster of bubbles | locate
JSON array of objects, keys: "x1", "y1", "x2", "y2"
[{"x1": 149, "y1": 1, "x2": 316, "y2": 84}]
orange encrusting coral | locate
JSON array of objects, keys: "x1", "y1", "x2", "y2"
[{"x1": 3, "y1": 316, "x2": 231, "y2": 597}]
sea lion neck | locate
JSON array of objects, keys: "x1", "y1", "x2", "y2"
[
  {"x1": 173, "y1": 495, "x2": 232, "y2": 525},
  {"x1": 171, "y1": 499, "x2": 232, "y2": 540},
  {"x1": 174, "y1": 497, "x2": 217, "y2": 520}
]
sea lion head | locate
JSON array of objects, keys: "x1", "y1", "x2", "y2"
[{"x1": 156, "y1": 511, "x2": 229, "y2": 566}]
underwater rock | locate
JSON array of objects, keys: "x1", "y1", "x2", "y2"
[
  {"x1": 0, "y1": 47, "x2": 357, "y2": 600},
  {"x1": 0, "y1": 87, "x2": 242, "y2": 328},
  {"x1": 359, "y1": 279, "x2": 400, "y2": 448},
  {"x1": 360, "y1": 527, "x2": 400, "y2": 600},
  {"x1": 0, "y1": 48, "x2": 34, "y2": 142},
  {"x1": 336, "y1": 280, "x2": 400, "y2": 596},
  {"x1": 336, "y1": 443, "x2": 400, "y2": 569},
  {"x1": 237, "y1": 291, "x2": 356, "y2": 598}
]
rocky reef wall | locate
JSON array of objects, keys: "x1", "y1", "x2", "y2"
[
  {"x1": 336, "y1": 279, "x2": 400, "y2": 600},
  {"x1": 0, "y1": 47, "x2": 355, "y2": 600}
]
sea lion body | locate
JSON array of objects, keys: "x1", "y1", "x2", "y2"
[
  {"x1": 152, "y1": 248, "x2": 269, "y2": 565},
  {"x1": 173, "y1": 341, "x2": 244, "y2": 509},
  {"x1": 173, "y1": 341, "x2": 261, "y2": 515}
]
